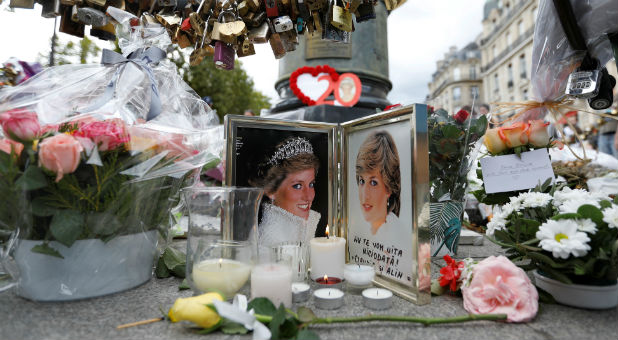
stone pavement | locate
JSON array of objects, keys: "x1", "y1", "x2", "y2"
[{"x1": 1, "y1": 242, "x2": 617, "y2": 340}]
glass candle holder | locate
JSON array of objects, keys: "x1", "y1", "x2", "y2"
[{"x1": 251, "y1": 248, "x2": 293, "y2": 308}]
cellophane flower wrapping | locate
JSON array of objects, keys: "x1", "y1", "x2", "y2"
[
  {"x1": 521, "y1": 0, "x2": 618, "y2": 122},
  {"x1": 0, "y1": 8, "x2": 222, "y2": 300}
]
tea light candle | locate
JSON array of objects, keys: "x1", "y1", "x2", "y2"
[
  {"x1": 251, "y1": 263, "x2": 293, "y2": 307},
  {"x1": 362, "y1": 288, "x2": 393, "y2": 310},
  {"x1": 343, "y1": 264, "x2": 375, "y2": 287},
  {"x1": 313, "y1": 288, "x2": 344, "y2": 309},
  {"x1": 310, "y1": 226, "x2": 345, "y2": 280},
  {"x1": 192, "y1": 258, "x2": 251, "y2": 298},
  {"x1": 315, "y1": 275, "x2": 342, "y2": 289},
  {"x1": 291, "y1": 282, "x2": 310, "y2": 303}
]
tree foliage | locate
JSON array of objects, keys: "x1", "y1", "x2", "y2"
[{"x1": 38, "y1": 35, "x2": 102, "y2": 66}]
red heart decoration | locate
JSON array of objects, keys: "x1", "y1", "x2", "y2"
[{"x1": 289, "y1": 65, "x2": 339, "y2": 106}]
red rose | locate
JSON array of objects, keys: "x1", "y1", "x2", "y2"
[
  {"x1": 439, "y1": 255, "x2": 465, "y2": 292},
  {"x1": 454, "y1": 109, "x2": 470, "y2": 124}
]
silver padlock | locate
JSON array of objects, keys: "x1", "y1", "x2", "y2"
[
  {"x1": 76, "y1": 7, "x2": 109, "y2": 27},
  {"x1": 273, "y1": 15, "x2": 293, "y2": 33}
]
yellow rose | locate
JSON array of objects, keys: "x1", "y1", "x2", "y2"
[
  {"x1": 484, "y1": 128, "x2": 507, "y2": 154},
  {"x1": 168, "y1": 292, "x2": 224, "y2": 329},
  {"x1": 501, "y1": 122, "x2": 529, "y2": 148},
  {"x1": 527, "y1": 120, "x2": 550, "y2": 147}
]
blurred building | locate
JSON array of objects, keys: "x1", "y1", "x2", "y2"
[
  {"x1": 427, "y1": 0, "x2": 539, "y2": 115},
  {"x1": 426, "y1": 43, "x2": 483, "y2": 114}
]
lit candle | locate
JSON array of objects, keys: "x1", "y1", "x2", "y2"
[
  {"x1": 313, "y1": 288, "x2": 344, "y2": 309},
  {"x1": 315, "y1": 274, "x2": 343, "y2": 289},
  {"x1": 192, "y1": 258, "x2": 251, "y2": 298},
  {"x1": 343, "y1": 264, "x2": 375, "y2": 287},
  {"x1": 291, "y1": 282, "x2": 310, "y2": 303},
  {"x1": 310, "y1": 226, "x2": 345, "y2": 280},
  {"x1": 362, "y1": 288, "x2": 393, "y2": 310},
  {"x1": 251, "y1": 263, "x2": 293, "y2": 307}
]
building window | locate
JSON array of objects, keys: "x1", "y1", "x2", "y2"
[
  {"x1": 523, "y1": 89, "x2": 529, "y2": 100},
  {"x1": 470, "y1": 66, "x2": 477, "y2": 80},
  {"x1": 507, "y1": 64, "x2": 513, "y2": 87},
  {"x1": 492, "y1": 45, "x2": 497, "y2": 59},
  {"x1": 518, "y1": 20, "x2": 524, "y2": 36},
  {"x1": 506, "y1": 32, "x2": 512, "y2": 46},
  {"x1": 519, "y1": 54, "x2": 527, "y2": 78},
  {"x1": 453, "y1": 67, "x2": 461, "y2": 81},
  {"x1": 453, "y1": 87, "x2": 461, "y2": 101},
  {"x1": 471, "y1": 86, "x2": 479, "y2": 100},
  {"x1": 494, "y1": 73, "x2": 499, "y2": 92}
]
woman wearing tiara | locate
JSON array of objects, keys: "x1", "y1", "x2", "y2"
[{"x1": 249, "y1": 136, "x2": 321, "y2": 248}]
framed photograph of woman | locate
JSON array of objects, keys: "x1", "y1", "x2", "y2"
[
  {"x1": 224, "y1": 115, "x2": 338, "y2": 248},
  {"x1": 341, "y1": 104, "x2": 430, "y2": 304}
]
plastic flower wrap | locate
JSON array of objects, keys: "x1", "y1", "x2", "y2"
[
  {"x1": 0, "y1": 8, "x2": 222, "y2": 301},
  {"x1": 487, "y1": 186, "x2": 618, "y2": 286},
  {"x1": 428, "y1": 107, "x2": 487, "y2": 255}
]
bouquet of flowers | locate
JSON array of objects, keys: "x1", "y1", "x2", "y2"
[
  {"x1": 428, "y1": 108, "x2": 487, "y2": 255},
  {"x1": 487, "y1": 187, "x2": 618, "y2": 286}
]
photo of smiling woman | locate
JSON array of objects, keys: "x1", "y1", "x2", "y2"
[
  {"x1": 347, "y1": 124, "x2": 413, "y2": 285},
  {"x1": 249, "y1": 137, "x2": 321, "y2": 248}
]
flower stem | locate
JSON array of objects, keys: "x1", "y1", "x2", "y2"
[{"x1": 307, "y1": 313, "x2": 507, "y2": 326}]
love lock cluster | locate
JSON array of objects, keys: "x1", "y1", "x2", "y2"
[{"x1": 8, "y1": 0, "x2": 380, "y2": 70}]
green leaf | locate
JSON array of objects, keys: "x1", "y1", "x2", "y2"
[
  {"x1": 15, "y1": 166, "x2": 47, "y2": 191},
  {"x1": 30, "y1": 243, "x2": 64, "y2": 259},
  {"x1": 551, "y1": 213, "x2": 582, "y2": 221},
  {"x1": 269, "y1": 304, "x2": 287, "y2": 340},
  {"x1": 248, "y1": 297, "x2": 277, "y2": 317},
  {"x1": 599, "y1": 200, "x2": 613, "y2": 209},
  {"x1": 280, "y1": 317, "x2": 300, "y2": 339},
  {"x1": 295, "y1": 329, "x2": 320, "y2": 340},
  {"x1": 297, "y1": 307, "x2": 316, "y2": 323},
  {"x1": 441, "y1": 125, "x2": 462, "y2": 139},
  {"x1": 50, "y1": 209, "x2": 84, "y2": 247},
  {"x1": 577, "y1": 205, "x2": 604, "y2": 225},
  {"x1": 527, "y1": 251, "x2": 571, "y2": 268},
  {"x1": 155, "y1": 256, "x2": 171, "y2": 278},
  {"x1": 30, "y1": 197, "x2": 57, "y2": 217},
  {"x1": 161, "y1": 246, "x2": 187, "y2": 278},
  {"x1": 220, "y1": 320, "x2": 248, "y2": 335},
  {"x1": 178, "y1": 279, "x2": 190, "y2": 290}
]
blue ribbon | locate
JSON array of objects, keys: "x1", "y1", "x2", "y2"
[{"x1": 83, "y1": 47, "x2": 166, "y2": 121}]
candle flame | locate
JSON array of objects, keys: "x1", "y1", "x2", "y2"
[
  {"x1": 324, "y1": 275, "x2": 328, "y2": 282},
  {"x1": 325, "y1": 226, "x2": 330, "y2": 239},
  {"x1": 219, "y1": 258, "x2": 222, "y2": 269}
]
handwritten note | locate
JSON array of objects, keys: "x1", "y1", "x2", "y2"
[{"x1": 480, "y1": 149, "x2": 555, "y2": 194}]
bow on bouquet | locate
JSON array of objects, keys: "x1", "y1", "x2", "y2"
[{"x1": 433, "y1": 255, "x2": 539, "y2": 323}]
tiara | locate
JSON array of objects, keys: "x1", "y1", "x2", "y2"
[{"x1": 267, "y1": 137, "x2": 313, "y2": 166}]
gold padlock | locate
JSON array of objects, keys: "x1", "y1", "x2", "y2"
[
  {"x1": 212, "y1": 10, "x2": 247, "y2": 45},
  {"x1": 279, "y1": 30, "x2": 298, "y2": 52},
  {"x1": 174, "y1": 27, "x2": 193, "y2": 48},
  {"x1": 330, "y1": 0, "x2": 353, "y2": 32},
  {"x1": 246, "y1": 0, "x2": 260, "y2": 11},
  {"x1": 84, "y1": 0, "x2": 106, "y2": 7},
  {"x1": 269, "y1": 32, "x2": 286, "y2": 59},
  {"x1": 190, "y1": 45, "x2": 215, "y2": 66},
  {"x1": 156, "y1": 13, "x2": 182, "y2": 29},
  {"x1": 237, "y1": 36, "x2": 256, "y2": 57},
  {"x1": 312, "y1": 11, "x2": 322, "y2": 33},
  {"x1": 237, "y1": 0, "x2": 249, "y2": 17},
  {"x1": 190, "y1": 12, "x2": 205, "y2": 36},
  {"x1": 60, "y1": 0, "x2": 83, "y2": 5}
]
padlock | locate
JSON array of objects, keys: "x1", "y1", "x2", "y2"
[
  {"x1": 189, "y1": 12, "x2": 205, "y2": 36},
  {"x1": 249, "y1": 11, "x2": 266, "y2": 28},
  {"x1": 142, "y1": 13, "x2": 160, "y2": 27},
  {"x1": 296, "y1": 0, "x2": 311, "y2": 21},
  {"x1": 248, "y1": 21, "x2": 271, "y2": 44},
  {"x1": 158, "y1": 0, "x2": 177, "y2": 7},
  {"x1": 355, "y1": 1, "x2": 375, "y2": 23},
  {"x1": 84, "y1": 0, "x2": 106, "y2": 7},
  {"x1": 264, "y1": 0, "x2": 278, "y2": 18},
  {"x1": 213, "y1": 41, "x2": 235, "y2": 70},
  {"x1": 76, "y1": 7, "x2": 108, "y2": 27},
  {"x1": 268, "y1": 32, "x2": 286, "y2": 59},
  {"x1": 237, "y1": 0, "x2": 249, "y2": 17},
  {"x1": 212, "y1": 10, "x2": 246, "y2": 45},
  {"x1": 273, "y1": 15, "x2": 293, "y2": 33},
  {"x1": 280, "y1": 30, "x2": 298, "y2": 52},
  {"x1": 237, "y1": 36, "x2": 256, "y2": 57},
  {"x1": 90, "y1": 23, "x2": 116, "y2": 41},
  {"x1": 59, "y1": 5, "x2": 85, "y2": 37},
  {"x1": 60, "y1": 0, "x2": 83, "y2": 5},
  {"x1": 312, "y1": 10, "x2": 322, "y2": 33},
  {"x1": 156, "y1": 13, "x2": 182, "y2": 29},
  {"x1": 9, "y1": 0, "x2": 35, "y2": 8},
  {"x1": 215, "y1": 0, "x2": 232, "y2": 12},
  {"x1": 322, "y1": 3, "x2": 349, "y2": 43},
  {"x1": 197, "y1": 0, "x2": 215, "y2": 15},
  {"x1": 175, "y1": 29, "x2": 193, "y2": 48},
  {"x1": 190, "y1": 42, "x2": 215, "y2": 66},
  {"x1": 330, "y1": 0, "x2": 352, "y2": 32},
  {"x1": 242, "y1": 11, "x2": 255, "y2": 23},
  {"x1": 246, "y1": 0, "x2": 260, "y2": 11},
  {"x1": 41, "y1": 0, "x2": 61, "y2": 18},
  {"x1": 348, "y1": 0, "x2": 361, "y2": 12},
  {"x1": 296, "y1": 17, "x2": 304, "y2": 34},
  {"x1": 306, "y1": 0, "x2": 324, "y2": 11}
]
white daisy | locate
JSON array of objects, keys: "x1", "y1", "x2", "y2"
[
  {"x1": 520, "y1": 192, "x2": 553, "y2": 208},
  {"x1": 536, "y1": 220, "x2": 591, "y2": 259},
  {"x1": 602, "y1": 205, "x2": 618, "y2": 229},
  {"x1": 508, "y1": 195, "x2": 524, "y2": 211},
  {"x1": 486, "y1": 217, "x2": 506, "y2": 236},
  {"x1": 574, "y1": 218, "x2": 597, "y2": 234},
  {"x1": 558, "y1": 198, "x2": 600, "y2": 214},
  {"x1": 553, "y1": 187, "x2": 589, "y2": 206}
]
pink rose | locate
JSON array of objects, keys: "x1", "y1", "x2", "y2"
[
  {"x1": 462, "y1": 256, "x2": 538, "y2": 323},
  {"x1": 0, "y1": 108, "x2": 41, "y2": 142},
  {"x1": 75, "y1": 120, "x2": 129, "y2": 151},
  {"x1": 500, "y1": 122, "x2": 529, "y2": 148},
  {"x1": 418, "y1": 243, "x2": 431, "y2": 291},
  {"x1": 38, "y1": 134, "x2": 83, "y2": 182},
  {"x1": 0, "y1": 138, "x2": 24, "y2": 157},
  {"x1": 527, "y1": 120, "x2": 550, "y2": 147}
]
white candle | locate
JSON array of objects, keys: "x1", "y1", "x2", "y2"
[
  {"x1": 192, "y1": 259, "x2": 251, "y2": 297},
  {"x1": 291, "y1": 282, "x2": 310, "y2": 303},
  {"x1": 313, "y1": 288, "x2": 344, "y2": 309},
  {"x1": 343, "y1": 264, "x2": 375, "y2": 286},
  {"x1": 251, "y1": 263, "x2": 293, "y2": 308},
  {"x1": 310, "y1": 228, "x2": 345, "y2": 280},
  {"x1": 362, "y1": 288, "x2": 393, "y2": 310}
]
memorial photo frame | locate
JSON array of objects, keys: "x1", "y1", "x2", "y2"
[
  {"x1": 224, "y1": 116, "x2": 338, "y2": 236},
  {"x1": 341, "y1": 105, "x2": 430, "y2": 304},
  {"x1": 225, "y1": 104, "x2": 430, "y2": 304}
]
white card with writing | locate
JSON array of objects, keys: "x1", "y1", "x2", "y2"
[{"x1": 480, "y1": 149, "x2": 555, "y2": 194}]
